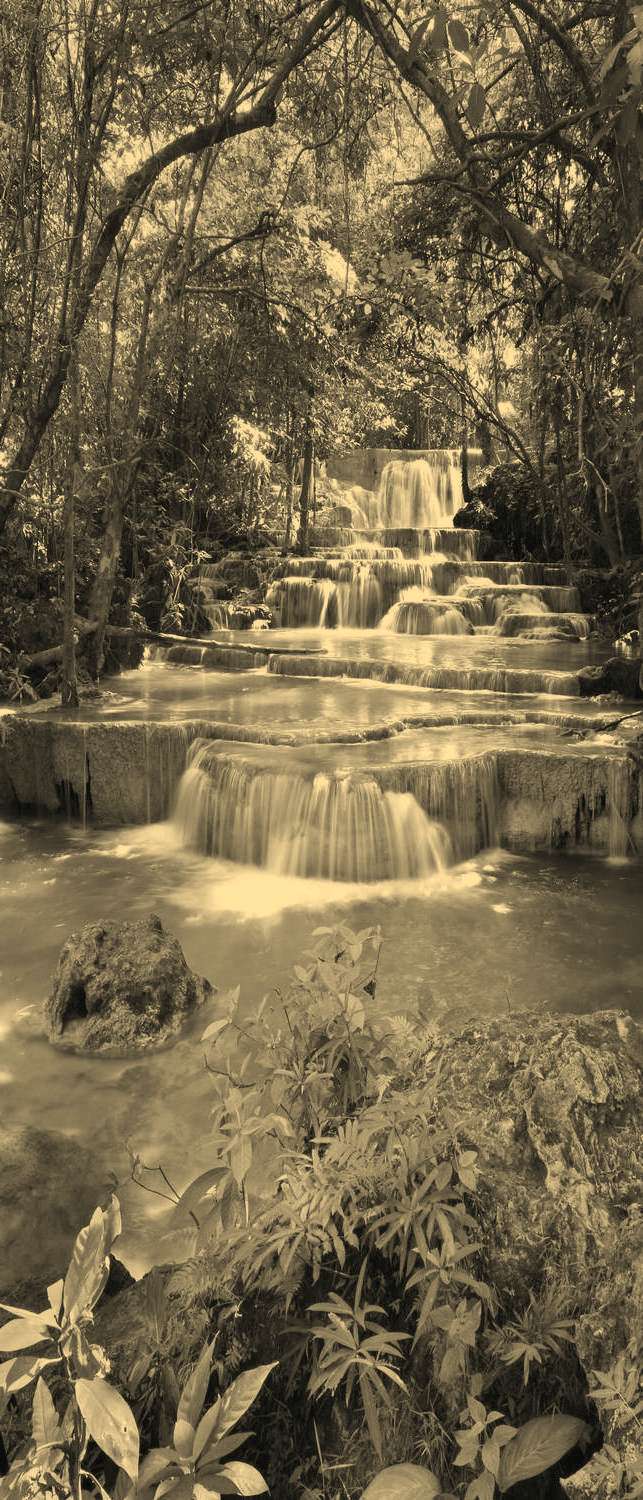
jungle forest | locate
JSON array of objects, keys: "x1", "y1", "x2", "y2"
[{"x1": 0, "y1": 4, "x2": 641, "y2": 1500}]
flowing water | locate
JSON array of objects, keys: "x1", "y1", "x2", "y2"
[{"x1": 1, "y1": 448, "x2": 641, "y2": 1277}]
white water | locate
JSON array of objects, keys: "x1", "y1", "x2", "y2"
[
  {"x1": 339, "y1": 453, "x2": 462, "y2": 530},
  {"x1": 175, "y1": 741, "x2": 453, "y2": 881},
  {"x1": 265, "y1": 456, "x2": 589, "y2": 641}
]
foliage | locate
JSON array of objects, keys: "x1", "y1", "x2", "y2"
[
  {"x1": 0, "y1": 1203, "x2": 275, "y2": 1500},
  {"x1": 2, "y1": 928, "x2": 639, "y2": 1498},
  {"x1": 0, "y1": 0, "x2": 640, "y2": 694},
  {"x1": 138, "y1": 925, "x2": 613, "y2": 1497}
]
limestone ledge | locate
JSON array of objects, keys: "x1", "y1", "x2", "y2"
[{"x1": 0, "y1": 715, "x2": 639, "y2": 854}]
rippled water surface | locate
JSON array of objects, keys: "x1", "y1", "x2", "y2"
[{"x1": 1, "y1": 815, "x2": 641, "y2": 1265}]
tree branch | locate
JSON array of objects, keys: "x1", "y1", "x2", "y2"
[
  {"x1": 346, "y1": 0, "x2": 612, "y2": 306},
  {"x1": 0, "y1": 0, "x2": 341, "y2": 534}
]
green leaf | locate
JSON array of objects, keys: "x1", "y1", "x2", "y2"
[
  {"x1": 0, "y1": 1356, "x2": 58, "y2": 1395},
  {"x1": 0, "y1": 1318, "x2": 52, "y2": 1353},
  {"x1": 230, "y1": 1134, "x2": 253, "y2": 1188},
  {"x1": 173, "y1": 1417, "x2": 196, "y2": 1460},
  {"x1": 178, "y1": 1340, "x2": 216, "y2": 1431},
  {"x1": 0, "y1": 1302, "x2": 57, "y2": 1326},
  {"x1": 201, "y1": 1364, "x2": 277, "y2": 1448},
  {"x1": 197, "y1": 1431, "x2": 253, "y2": 1466},
  {"x1": 202, "y1": 1019, "x2": 231, "y2": 1044},
  {"x1": 216, "y1": 1461, "x2": 269, "y2": 1494},
  {"x1": 63, "y1": 1207, "x2": 111, "y2": 1324},
  {"x1": 498, "y1": 1415, "x2": 588, "y2": 1493},
  {"x1": 467, "y1": 82, "x2": 486, "y2": 128},
  {"x1": 32, "y1": 1378, "x2": 61, "y2": 1446},
  {"x1": 362, "y1": 1464, "x2": 441, "y2": 1498},
  {"x1": 136, "y1": 1446, "x2": 181, "y2": 1490},
  {"x1": 47, "y1": 1282, "x2": 64, "y2": 1321},
  {"x1": 408, "y1": 17, "x2": 432, "y2": 60},
  {"x1": 75, "y1": 1376, "x2": 139, "y2": 1482},
  {"x1": 448, "y1": 19, "x2": 469, "y2": 52}
]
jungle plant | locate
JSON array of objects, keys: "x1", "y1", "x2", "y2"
[
  {"x1": 486, "y1": 1287, "x2": 576, "y2": 1386},
  {"x1": 586, "y1": 1352, "x2": 643, "y2": 1499},
  {"x1": 0, "y1": 1199, "x2": 275, "y2": 1500},
  {"x1": 303, "y1": 1261, "x2": 410, "y2": 1460},
  {"x1": 134, "y1": 1340, "x2": 275, "y2": 1499},
  {"x1": 0, "y1": 1198, "x2": 139, "y2": 1499}
]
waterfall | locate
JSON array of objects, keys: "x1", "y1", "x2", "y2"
[
  {"x1": 336, "y1": 454, "x2": 462, "y2": 531},
  {"x1": 607, "y1": 756, "x2": 634, "y2": 859},
  {"x1": 268, "y1": 653, "x2": 582, "y2": 697},
  {"x1": 380, "y1": 589, "x2": 473, "y2": 636},
  {"x1": 267, "y1": 557, "x2": 463, "y2": 628},
  {"x1": 376, "y1": 455, "x2": 462, "y2": 528},
  {"x1": 174, "y1": 742, "x2": 452, "y2": 881}
]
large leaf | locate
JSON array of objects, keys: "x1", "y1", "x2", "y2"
[
  {"x1": 0, "y1": 1302, "x2": 58, "y2": 1326},
  {"x1": 362, "y1": 1464, "x2": 441, "y2": 1498},
  {"x1": 63, "y1": 1208, "x2": 110, "y2": 1324},
  {"x1": 75, "y1": 1376, "x2": 139, "y2": 1482},
  {"x1": 230, "y1": 1134, "x2": 253, "y2": 1189},
  {"x1": 32, "y1": 1377, "x2": 61, "y2": 1446},
  {"x1": 214, "y1": 1462, "x2": 269, "y2": 1495},
  {"x1": 498, "y1": 1415, "x2": 588, "y2": 1493},
  {"x1": 467, "y1": 82, "x2": 486, "y2": 129},
  {"x1": 0, "y1": 1355, "x2": 58, "y2": 1395},
  {"x1": 175, "y1": 1170, "x2": 225, "y2": 1220},
  {"x1": 198, "y1": 1432, "x2": 253, "y2": 1466},
  {"x1": 136, "y1": 1446, "x2": 181, "y2": 1491},
  {"x1": 448, "y1": 18, "x2": 470, "y2": 52},
  {"x1": 0, "y1": 1318, "x2": 52, "y2": 1353},
  {"x1": 178, "y1": 1340, "x2": 216, "y2": 1430},
  {"x1": 200, "y1": 1365, "x2": 277, "y2": 1449}
]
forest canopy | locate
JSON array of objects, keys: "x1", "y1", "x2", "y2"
[{"x1": 0, "y1": 0, "x2": 641, "y2": 693}]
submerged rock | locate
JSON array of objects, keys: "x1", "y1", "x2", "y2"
[
  {"x1": 0, "y1": 1125, "x2": 107, "y2": 1305},
  {"x1": 46, "y1": 914, "x2": 213, "y2": 1053},
  {"x1": 578, "y1": 655, "x2": 642, "y2": 699}
]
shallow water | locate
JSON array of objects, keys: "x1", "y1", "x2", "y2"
[
  {"x1": 1, "y1": 815, "x2": 641, "y2": 1268},
  {"x1": 2, "y1": 447, "x2": 638, "y2": 1278},
  {"x1": 209, "y1": 625, "x2": 608, "y2": 673},
  {"x1": 26, "y1": 659, "x2": 616, "y2": 734}
]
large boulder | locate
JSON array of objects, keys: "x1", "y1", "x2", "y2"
[
  {"x1": 46, "y1": 914, "x2": 213, "y2": 1053},
  {"x1": 0, "y1": 1126, "x2": 108, "y2": 1306},
  {"x1": 578, "y1": 655, "x2": 642, "y2": 699}
]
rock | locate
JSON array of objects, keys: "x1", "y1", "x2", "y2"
[
  {"x1": 226, "y1": 601, "x2": 273, "y2": 630},
  {"x1": 46, "y1": 914, "x2": 213, "y2": 1053},
  {"x1": 578, "y1": 656, "x2": 642, "y2": 699},
  {"x1": 414, "y1": 1008, "x2": 642, "y2": 1492},
  {"x1": 0, "y1": 1125, "x2": 108, "y2": 1306}
]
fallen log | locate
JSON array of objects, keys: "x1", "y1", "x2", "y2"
[{"x1": 17, "y1": 620, "x2": 323, "y2": 670}]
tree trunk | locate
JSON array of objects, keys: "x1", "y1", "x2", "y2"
[
  {"x1": 460, "y1": 396, "x2": 472, "y2": 505},
  {"x1": 85, "y1": 488, "x2": 124, "y2": 679},
  {"x1": 284, "y1": 444, "x2": 295, "y2": 551},
  {"x1": 61, "y1": 468, "x2": 79, "y2": 706},
  {"x1": 297, "y1": 414, "x2": 314, "y2": 555}
]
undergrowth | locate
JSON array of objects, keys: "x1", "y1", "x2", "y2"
[{"x1": 1, "y1": 926, "x2": 641, "y2": 1500}]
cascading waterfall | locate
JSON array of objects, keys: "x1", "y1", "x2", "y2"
[
  {"x1": 268, "y1": 652, "x2": 582, "y2": 696},
  {"x1": 380, "y1": 588, "x2": 473, "y2": 637},
  {"x1": 267, "y1": 556, "x2": 463, "y2": 629},
  {"x1": 263, "y1": 453, "x2": 588, "y2": 639},
  {"x1": 337, "y1": 454, "x2": 463, "y2": 531},
  {"x1": 174, "y1": 741, "x2": 453, "y2": 881}
]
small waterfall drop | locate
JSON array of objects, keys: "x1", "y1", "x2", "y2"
[
  {"x1": 380, "y1": 588, "x2": 473, "y2": 637},
  {"x1": 174, "y1": 742, "x2": 452, "y2": 881},
  {"x1": 338, "y1": 453, "x2": 462, "y2": 531}
]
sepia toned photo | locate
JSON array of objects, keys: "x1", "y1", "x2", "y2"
[{"x1": 0, "y1": 2, "x2": 641, "y2": 1497}]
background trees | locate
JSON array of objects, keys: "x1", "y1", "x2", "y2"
[{"x1": 0, "y1": 0, "x2": 641, "y2": 692}]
